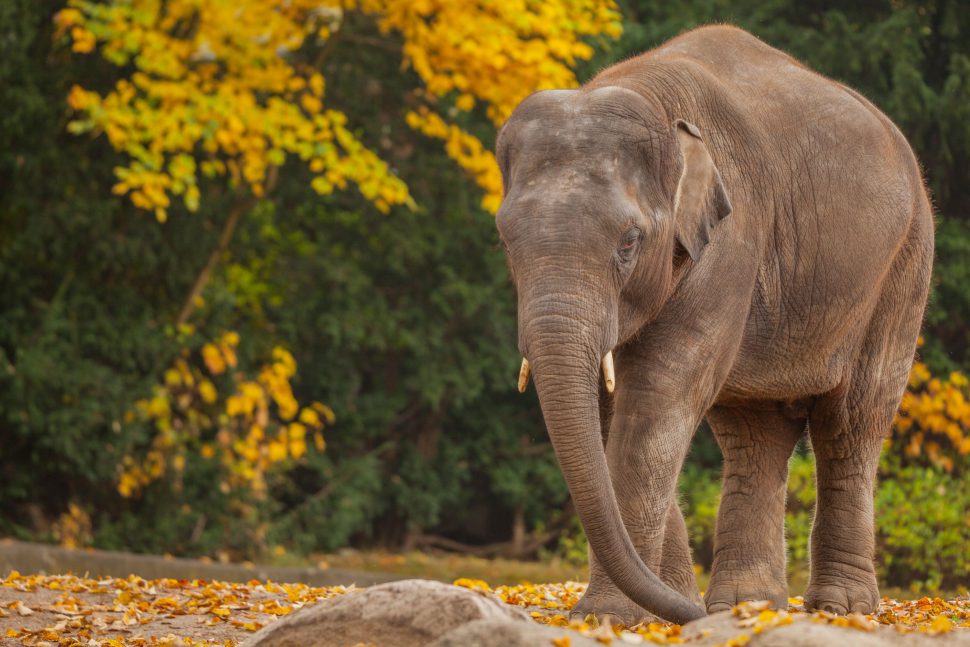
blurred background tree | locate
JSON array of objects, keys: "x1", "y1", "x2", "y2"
[{"x1": 1, "y1": 0, "x2": 967, "y2": 592}]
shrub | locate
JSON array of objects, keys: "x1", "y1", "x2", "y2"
[
  {"x1": 676, "y1": 444, "x2": 967, "y2": 594},
  {"x1": 875, "y1": 458, "x2": 970, "y2": 592},
  {"x1": 784, "y1": 452, "x2": 815, "y2": 570},
  {"x1": 679, "y1": 463, "x2": 721, "y2": 567}
]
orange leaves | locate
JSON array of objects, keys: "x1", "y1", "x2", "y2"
[
  {"x1": 201, "y1": 333, "x2": 238, "y2": 376},
  {"x1": 456, "y1": 579, "x2": 685, "y2": 643},
  {"x1": 874, "y1": 596, "x2": 969, "y2": 631},
  {"x1": 457, "y1": 581, "x2": 970, "y2": 641},
  {"x1": 894, "y1": 360, "x2": 970, "y2": 472},
  {"x1": 7, "y1": 601, "x2": 34, "y2": 617},
  {"x1": 0, "y1": 572, "x2": 356, "y2": 647},
  {"x1": 51, "y1": 503, "x2": 93, "y2": 550}
]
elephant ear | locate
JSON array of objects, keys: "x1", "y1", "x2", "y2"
[{"x1": 672, "y1": 120, "x2": 732, "y2": 261}]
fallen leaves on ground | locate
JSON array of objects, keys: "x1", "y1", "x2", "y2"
[
  {"x1": 1, "y1": 571, "x2": 352, "y2": 646},
  {"x1": 1, "y1": 571, "x2": 967, "y2": 646},
  {"x1": 457, "y1": 580, "x2": 970, "y2": 644}
]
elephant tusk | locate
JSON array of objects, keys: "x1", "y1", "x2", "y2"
[
  {"x1": 517, "y1": 357, "x2": 531, "y2": 393},
  {"x1": 602, "y1": 352, "x2": 615, "y2": 393}
]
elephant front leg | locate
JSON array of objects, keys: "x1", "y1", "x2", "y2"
[
  {"x1": 706, "y1": 405, "x2": 804, "y2": 612},
  {"x1": 576, "y1": 499, "x2": 700, "y2": 625},
  {"x1": 571, "y1": 408, "x2": 697, "y2": 626}
]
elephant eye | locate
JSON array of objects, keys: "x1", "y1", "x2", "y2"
[{"x1": 617, "y1": 228, "x2": 642, "y2": 257}]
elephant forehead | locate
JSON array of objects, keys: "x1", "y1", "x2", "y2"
[
  {"x1": 502, "y1": 103, "x2": 666, "y2": 189},
  {"x1": 501, "y1": 137, "x2": 657, "y2": 220},
  {"x1": 514, "y1": 110, "x2": 641, "y2": 157},
  {"x1": 497, "y1": 180, "x2": 644, "y2": 244},
  {"x1": 511, "y1": 85, "x2": 658, "y2": 130},
  {"x1": 509, "y1": 124, "x2": 642, "y2": 192}
]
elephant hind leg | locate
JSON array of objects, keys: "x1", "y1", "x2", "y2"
[
  {"x1": 804, "y1": 400, "x2": 885, "y2": 615},
  {"x1": 705, "y1": 404, "x2": 805, "y2": 613},
  {"x1": 805, "y1": 368, "x2": 900, "y2": 614},
  {"x1": 805, "y1": 217, "x2": 930, "y2": 615}
]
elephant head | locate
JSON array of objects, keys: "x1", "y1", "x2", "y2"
[{"x1": 495, "y1": 86, "x2": 730, "y2": 624}]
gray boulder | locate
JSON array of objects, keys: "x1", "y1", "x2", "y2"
[
  {"x1": 431, "y1": 618, "x2": 603, "y2": 647},
  {"x1": 241, "y1": 579, "x2": 533, "y2": 647}
]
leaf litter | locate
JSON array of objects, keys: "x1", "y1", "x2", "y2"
[{"x1": 0, "y1": 572, "x2": 966, "y2": 646}]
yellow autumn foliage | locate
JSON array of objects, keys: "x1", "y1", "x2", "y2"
[
  {"x1": 893, "y1": 338, "x2": 970, "y2": 472},
  {"x1": 55, "y1": 1, "x2": 621, "y2": 218},
  {"x1": 119, "y1": 331, "x2": 334, "y2": 500}
]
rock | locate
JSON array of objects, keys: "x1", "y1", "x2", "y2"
[
  {"x1": 678, "y1": 609, "x2": 754, "y2": 645},
  {"x1": 679, "y1": 609, "x2": 970, "y2": 647},
  {"x1": 753, "y1": 622, "x2": 969, "y2": 647},
  {"x1": 432, "y1": 618, "x2": 603, "y2": 647},
  {"x1": 241, "y1": 579, "x2": 532, "y2": 647}
]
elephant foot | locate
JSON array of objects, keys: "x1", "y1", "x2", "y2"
[
  {"x1": 804, "y1": 569, "x2": 879, "y2": 615},
  {"x1": 704, "y1": 575, "x2": 788, "y2": 614},
  {"x1": 569, "y1": 590, "x2": 659, "y2": 627}
]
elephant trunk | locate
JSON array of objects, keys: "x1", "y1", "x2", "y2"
[{"x1": 523, "y1": 305, "x2": 705, "y2": 625}]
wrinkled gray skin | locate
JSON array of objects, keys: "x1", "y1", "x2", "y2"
[{"x1": 495, "y1": 26, "x2": 933, "y2": 625}]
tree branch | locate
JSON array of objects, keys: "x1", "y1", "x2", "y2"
[
  {"x1": 175, "y1": 166, "x2": 278, "y2": 327},
  {"x1": 174, "y1": 194, "x2": 253, "y2": 328},
  {"x1": 412, "y1": 503, "x2": 576, "y2": 559}
]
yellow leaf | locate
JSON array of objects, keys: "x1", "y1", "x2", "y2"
[
  {"x1": 198, "y1": 380, "x2": 218, "y2": 404},
  {"x1": 928, "y1": 615, "x2": 953, "y2": 634},
  {"x1": 202, "y1": 344, "x2": 226, "y2": 375},
  {"x1": 453, "y1": 578, "x2": 491, "y2": 592}
]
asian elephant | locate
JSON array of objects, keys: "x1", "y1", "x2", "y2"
[{"x1": 495, "y1": 25, "x2": 933, "y2": 625}]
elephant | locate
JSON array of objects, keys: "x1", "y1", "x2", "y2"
[{"x1": 495, "y1": 25, "x2": 933, "y2": 625}]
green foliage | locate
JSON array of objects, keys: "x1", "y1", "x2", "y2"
[
  {"x1": 875, "y1": 456, "x2": 970, "y2": 592},
  {"x1": 0, "y1": 0, "x2": 182, "y2": 529},
  {"x1": 784, "y1": 452, "x2": 816, "y2": 568},
  {"x1": 678, "y1": 463, "x2": 721, "y2": 568},
  {"x1": 924, "y1": 219, "x2": 970, "y2": 370},
  {"x1": 544, "y1": 516, "x2": 590, "y2": 567}
]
